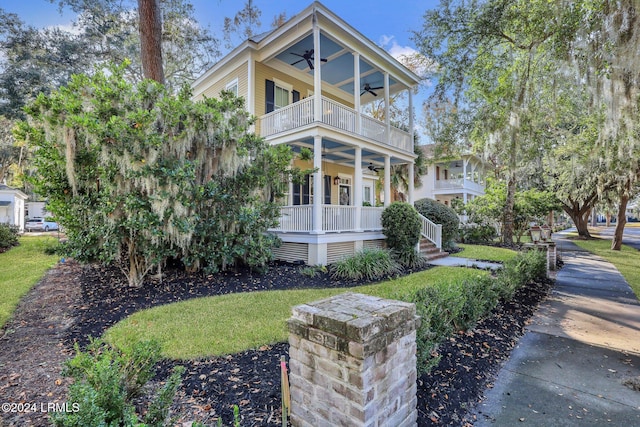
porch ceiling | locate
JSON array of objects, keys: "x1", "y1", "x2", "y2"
[
  {"x1": 272, "y1": 33, "x2": 400, "y2": 102},
  {"x1": 288, "y1": 138, "x2": 407, "y2": 169}
]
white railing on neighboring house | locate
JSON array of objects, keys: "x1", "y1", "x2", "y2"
[
  {"x1": 258, "y1": 95, "x2": 413, "y2": 153},
  {"x1": 269, "y1": 205, "x2": 385, "y2": 233},
  {"x1": 418, "y1": 213, "x2": 442, "y2": 249},
  {"x1": 435, "y1": 178, "x2": 485, "y2": 193}
]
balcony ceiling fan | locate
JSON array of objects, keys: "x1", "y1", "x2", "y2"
[
  {"x1": 361, "y1": 83, "x2": 383, "y2": 96},
  {"x1": 290, "y1": 49, "x2": 327, "y2": 69}
]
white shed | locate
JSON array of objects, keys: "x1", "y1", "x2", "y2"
[{"x1": 0, "y1": 184, "x2": 28, "y2": 232}]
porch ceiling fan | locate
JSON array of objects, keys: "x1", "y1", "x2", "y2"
[
  {"x1": 361, "y1": 83, "x2": 383, "y2": 96},
  {"x1": 290, "y1": 49, "x2": 327, "y2": 69},
  {"x1": 368, "y1": 162, "x2": 383, "y2": 172}
]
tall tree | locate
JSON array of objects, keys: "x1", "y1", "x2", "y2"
[
  {"x1": 413, "y1": 0, "x2": 582, "y2": 244},
  {"x1": 137, "y1": 0, "x2": 165, "y2": 83}
]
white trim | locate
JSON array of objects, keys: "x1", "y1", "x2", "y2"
[{"x1": 225, "y1": 78, "x2": 239, "y2": 96}]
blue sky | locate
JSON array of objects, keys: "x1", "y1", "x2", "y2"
[{"x1": 4, "y1": 0, "x2": 438, "y2": 59}]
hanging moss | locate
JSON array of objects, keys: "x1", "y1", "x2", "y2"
[{"x1": 20, "y1": 63, "x2": 300, "y2": 287}]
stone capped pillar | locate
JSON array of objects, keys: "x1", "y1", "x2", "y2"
[{"x1": 288, "y1": 292, "x2": 419, "y2": 427}]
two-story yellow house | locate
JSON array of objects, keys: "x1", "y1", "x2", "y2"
[{"x1": 192, "y1": 1, "x2": 442, "y2": 265}]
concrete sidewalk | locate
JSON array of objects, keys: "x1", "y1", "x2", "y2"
[{"x1": 472, "y1": 231, "x2": 640, "y2": 426}]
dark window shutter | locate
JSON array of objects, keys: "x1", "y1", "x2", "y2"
[
  {"x1": 292, "y1": 90, "x2": 300, "y2": 103},
  {"x1": 265, "y1": 79, "x2": 275, "y2": 113},
  {"x1": 324, "y1": 175, "x2": 331, "y2": 204}
]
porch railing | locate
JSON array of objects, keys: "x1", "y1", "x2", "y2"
[
  {"x1": 418, "y1": 213, "x2": 442, "y2": 249},
  {"x1": 361, "y1": 207, "x2": 384, "y2": 230},
  {"x1": 259, "y1": 95, "x2": 413, "y2": 153},
  {"x1": 269, "y1": 205, "x2": 384, "y2": 233}
]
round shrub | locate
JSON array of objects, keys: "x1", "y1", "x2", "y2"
[
  {"x1": 414, "y1": 198, "x2": 460, "y2": 251},
  {"x1": 381, "y1": 202, "x2": 422, "y2": 256}
]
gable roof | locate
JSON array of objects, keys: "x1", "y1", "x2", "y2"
[{"x1": 192, "y1": 1, "x2": 421, "y2": 96}]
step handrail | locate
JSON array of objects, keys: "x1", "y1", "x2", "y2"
[{"x1": 418, "y1": 213, "x2": 442, "y2": 249}]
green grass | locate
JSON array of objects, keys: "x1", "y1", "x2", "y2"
[
  {"x1": 571, "y1": 238, "x2": 640, "y2": 298},
  {"x1": 0, "y1": 236, "x2": 59, "y2": 329},
  {"x1": 105, "y1": 266, "x2": 488, "y2": 359},
  {"x1": 450, "y1": 243, "x2": 518, "y2": 263}
]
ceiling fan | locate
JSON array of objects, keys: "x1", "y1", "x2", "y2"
[
  {"x1": 290, "y1": 49, "x2": 327, "y2": 70},
  {"x1": 368, "y1": 162, "x2": 383, "y2": 172},
  {"x1": 361, "y1": 83, "x2": 383, "y2": 96}
]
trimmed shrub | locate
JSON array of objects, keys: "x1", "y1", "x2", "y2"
[
  {"x1": 0, "y1": 223, "x2": 19, "y2": 250},
  {"x1": 495, "y1": 249, "x2": 546, "y2": 300},
  {"x1": 53, "y1": 338, "x2": 184, "y2": 427},
  {"x1": 458, "y1": 223, "x2": 497, "y2": 244},
  {"x1": 414, "y1": 198, "x2": 460, "y2": 251},
  {"x1": 411, "y1": 248, "x2": 546, "y2": 373},
  {"x1": 330, "y1": 248, "x2": 402, "y2": 281},
  {"x1": 381, "y1": 202, "x2": 423, "y2": 267}
]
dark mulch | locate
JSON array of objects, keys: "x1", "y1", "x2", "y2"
[{"x1": 0, "y1": 259, "x2": 552, "y2": 426}]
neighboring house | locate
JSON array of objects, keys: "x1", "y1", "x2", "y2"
[
  {"x1": 192, "y1": 1, "x2": 441, "y2": 265},
  {"x1": 0, "y1": 184, "x2": 28, "y2": 232},
  {"x1": 26, "y1": 201, "x2": 52, "y2": 219},
  {"x1": 414, "y1": 145, "x2": 489, "y2": 216}
]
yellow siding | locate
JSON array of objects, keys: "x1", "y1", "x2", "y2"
[
  {"x1": 196, "y1": 63, "x2": 248, "y2": 101},
  {"x1": 254, "y1": 63, "x2": 353, "y2": 117},
  {"x1": 291, "y1": 159, "x2": 361, "y2": 205}
]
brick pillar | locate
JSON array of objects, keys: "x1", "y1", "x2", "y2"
[
  {"x1": 547, "y1": 242, "x2": 557, "y2": 271},
  {"x1": 288, "y1": 292, "x2": 419, "y2": 427}
]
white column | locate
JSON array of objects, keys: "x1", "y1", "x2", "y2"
[
  {"x1": 247, "y1": 57, "x2": 255, "y2": 116},
  {"x1": 353, "y1": 52, "x2": 361, "y2": 133},
  {"x1": 384, "y1": 155, "x2": 391, "y2": 206},
  {"x1": 408, "y1": 88, "x2": 414, "y2": 151},
  {"x1": 312, "y1": 135, "x2": 323, "y2": 233},
  {"x1": 354, "y1": 147, "x2": 362, "y2": 230},
  {"x1": 408, "y1": 162, "x2": 414, "y2": 205},
  {"x1": 313, "y1": 12, "x2": 322, "y2": 123},
  {"x1": 384, "y1": 72, "x2": 390, "y2": 143}
]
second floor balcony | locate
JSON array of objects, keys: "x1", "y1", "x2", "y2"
[
  {"x1": 434, "y1": 178, "x2": 485, "y2": 193},
  {"x1": 258, "y1": 96, "x2": 413, "y2": 154}
]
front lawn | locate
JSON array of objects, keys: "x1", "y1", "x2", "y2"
[
  {"x1": 0, "y1": 236, "x2": 59, "y2": 329},
  {"x1": 451, "y1": 243, "x2": 518, "y2": 263},
  {"x1": 104, "y1": 266, "x2": 488, "y2": 359},
  {"x1": 571, "y1": 238, "x2": 640, "y2": 298}
]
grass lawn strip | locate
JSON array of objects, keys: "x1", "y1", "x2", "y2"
[
  {"x1": 0, "y1": 236, "x2": 59, "y2": 329},
  {"x1": 105, "y1": 266, "x2": 488, "y2": 359},
  {"x1": 571, "y1": 238, "x2": 640, "y2": 298},
  {"x1": 450, "y1": 243, "x2": 517, "y2": 263}
]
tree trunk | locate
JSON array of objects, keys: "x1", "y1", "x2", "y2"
[
  {"x1": 611, "y1": 191, "x2": 630, "y2": 250},
  {"x1": 138, "y1": 0, "x2": 165, "y2": 84},
  {"x1": 502, "y1": 171, "x2": 516, "y2": 245},
  {"x1": 563, "y1": 205, "x2": 592, "y2": 238}
]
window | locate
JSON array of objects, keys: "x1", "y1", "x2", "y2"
[
  {"x1": 274, "y1": 85, "x2": 289, "y2": 110},
  {"x1": 363, "y1": 185, "x2": 372, "y2": 205},
  {"x1": 225, "y1": 78, "x2": 238, "y2": 96},
  {"x1": 266, "y1": 79, "x2": 300, "y2": 113},
  {"x1": 293, "y1": 174, "x2": 312, "y2": 205}
]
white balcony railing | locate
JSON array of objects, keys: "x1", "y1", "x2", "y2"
[
  {"x1": 259, "y1": 95, "x2": 413, "y2": 153},
  {"x1": 435, "y1": 178, "x2": 485, "y2": 193},
  {"x1": 269, "y1": 205, "x2": 384, "y2": 233}
]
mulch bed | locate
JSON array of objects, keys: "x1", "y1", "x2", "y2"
[{"x1": 0, "y1": 259, "x2": 552, "y2": 426}]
